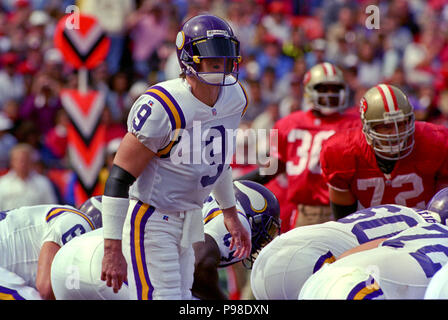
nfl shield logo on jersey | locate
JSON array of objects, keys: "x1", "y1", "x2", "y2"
[{"x1": 212, "y1": 108, "x2": 217, "y2": 116}]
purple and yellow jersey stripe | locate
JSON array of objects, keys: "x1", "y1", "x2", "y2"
[
  {"x1": 313, "y1": 251, "x2": 336, "y2": 273},
  {"x1": 238, "y1": 81, "x2": 249, "y2": 117},
  {"x1": 145, "y1": 86, "x2": 186, "y2": 158},
  {"x1": 0, "y1": 286, "x2": 25, "y2": 300},
  {"x1": 203, "y1": 208, "x2": 247, "y2": 225},
  {"x1": 45, "y1": 207, "x2": 95, "y2": 230},
  {"x1": 347, "y1": 276, "x2": 384, "y2": 300},
  {"x1": 129, "y1": 201, "x2": 155, "y2": 300}
]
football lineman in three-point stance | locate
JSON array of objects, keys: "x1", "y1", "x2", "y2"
[
  {"x1": 0, "y1": 198, "x2": 101, "y2": 300},
  {"x1": 50, "y1": 182, "x2": 280, "y2": 300}
]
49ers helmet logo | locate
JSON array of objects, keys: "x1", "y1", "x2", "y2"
[
  {"x1": 303, "y1": 71, "x2": 311, "y2": 85},
  {"x1": 360, "y1": 97, "x2": 368, "y2": 114}
]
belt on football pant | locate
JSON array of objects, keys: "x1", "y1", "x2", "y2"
[{"x1": 297, "y1": 204, "x2": 332, "y2": 216}]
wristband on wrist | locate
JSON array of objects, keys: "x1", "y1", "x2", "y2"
[{"x1": 102, "y1": 195, "x2": 129, "y2": 240}]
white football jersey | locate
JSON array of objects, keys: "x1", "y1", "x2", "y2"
[
  {"x1": 425, "y1": 261, "x2": 448, "y2": 299},
  {"x1": 127, "y1": 77, "x2": 248, "y2": 212},
  {"x1": 0, "y1": 266, "x2": 42, "y2": 300},
  {"x1": 251, "y1": 204, "x2": 442, "y2": 299},
  {"x1": 51, "y1": 196, "x2": 252, "y2": 300},
  {"x1": 0, "y1": 205, "x2": 96, "y2": 288},
  {"x1": 202, "y1": 195, "x2": 251, "y2": 267},
  {"x1": 51, "y1": 228, "x2": 129, "y2": 300},
  {"x1": 299, "y1": 223, "x2": 448, "y2": 300}
]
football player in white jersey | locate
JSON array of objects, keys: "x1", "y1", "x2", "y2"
[
  {"x1": 51, "y1": 182, "x2": 280, "y2": 300},
  {"x1": 424, "y1": 262, "x2": 448, "y2": 299},
  {"x1": 0, "y1": 198, "x2": 100, "y2": 300},
  {"x1": 298, "y1": 188, "x2": 448, "y2": 300},
  {"x1": 423, "y1": 188, "x2": 448, "y2": 299},
  {"x1": 299, "y1": 224, "x2": 448, "y2": 300},
  {"x1": 101, "y1": 14, "x2": 251, "y2": 300},
  {"x1": 250, "y1": 188, "x2": 448, "y2": 300},
  {"x1": 193, "y1": 181, "x2": 280, "y2": 299}
]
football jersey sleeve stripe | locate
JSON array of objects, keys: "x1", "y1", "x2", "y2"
[
  {"x1": 145, "y1": 87, "x2": 186, "y2": 157},
  {"x1": 148, "y1": 86, "x2": 186, "y2": 128},
  {"x1": 347, "y1": 276, "x2": 383, "y2": 300},
  {"x1": 204, "y1": 209, "x2": 246, "y2": 225},
  {"x1": 0, "y1": 286, "x2": 25, "y2": 300},
  {"x1": 45, "y1": 207, "x2": 95, "y2": 230},
  {"x1": 203, "y1": 208, "x2": 223, "y2": 224},
  {"x1": 312, "y1": 251, "x2": 336, "y2": 273},
  {"x1": 238, "y1": 81, "x2": 249, "y2": 117}
]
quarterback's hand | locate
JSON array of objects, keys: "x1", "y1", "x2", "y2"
[
  {"x1": 101, "y1": 239, "x2": 127, "y2": 293},
  {"x1": 223, "y1": 207, "x2": 251, "y2": 259}
]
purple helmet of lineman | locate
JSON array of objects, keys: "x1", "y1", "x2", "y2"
[
  {"x1": 79, "y1": 196, "x2": 103, "y2": 229},
  {"x1": 233, "y1": 180, "x2": 281, "y2": 268},
  {"x1": 426, "y1": 188, "x2": 448, "y2": 225},
  {"x1": 176, "y1": 14, "x2": 241, "y2": 86}
]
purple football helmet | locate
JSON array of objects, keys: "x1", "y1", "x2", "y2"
[
  {"x1": 426, "y1": 187, "x2": 448, "y2": 225},
  {"x1": 176, "y1": 14, "x2": 241, "y2": 86},
  {"x1": 78, "y1": 196, "x2": 102, "y2": 229},
  {"x1": 233, "y1": 180, "x2": 281, "y2": 269}
]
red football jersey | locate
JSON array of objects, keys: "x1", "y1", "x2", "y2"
[
  {"x1": 271, "y1": 109, "x2": 361, "y2": 205},
  {"x1": 321, "y1": 121, "x2": 448, "y2": 209},
  {"x1": 264, "y1": 174, "x2": 297, "y2": 233}
]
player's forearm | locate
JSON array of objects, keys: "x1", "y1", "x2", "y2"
[
  {"x1": 212, "y1": 167, "x2": 237, "y2": 210},
  {"x1": 328, "y1": 187, "x2": 357, "y2": 219},
  {"x1": 36, "y1": 241, "x2": 60, "y2": 300}
]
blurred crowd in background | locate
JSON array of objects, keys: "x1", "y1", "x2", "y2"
[{"x1": 1, "y1": 0, "x2": 448, "y2": 208}]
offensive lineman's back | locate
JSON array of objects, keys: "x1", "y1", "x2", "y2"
[{"x1": 251, "y1": 204, "x2": 442, "y2": 299}]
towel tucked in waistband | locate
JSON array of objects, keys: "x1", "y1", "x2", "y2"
[{"x1": 180, "y1": 208, "x2": 204, "y2": 248}]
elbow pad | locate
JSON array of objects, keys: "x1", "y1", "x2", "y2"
[{"x1": 104, "y1": 164, "x2": 136, "y2": 198}]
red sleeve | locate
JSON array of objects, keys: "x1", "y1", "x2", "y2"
[
  {"x1": 320, "y1": 131, "x2": 357, "y2": 191},
  {"x1": 271, "y1": 119, "x2": 287, "y2": 163},
  {"x1": 436, "y1": 126, "x2": 448, "y2": 188}
]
